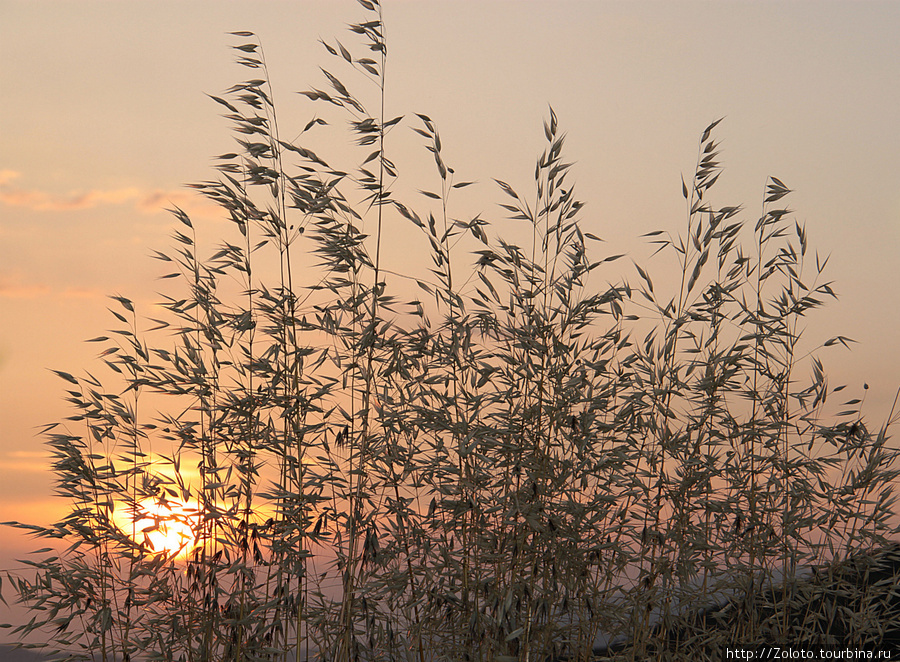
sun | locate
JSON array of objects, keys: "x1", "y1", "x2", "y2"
[{"x1": 118, "y1": 497, "x2": 201, "y2": 559}]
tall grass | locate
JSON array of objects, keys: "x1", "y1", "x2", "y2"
[{"x1": 4, "y1": 1, "x2": 899, "y2": 660}]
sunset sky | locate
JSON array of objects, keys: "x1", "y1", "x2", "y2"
[{"x1": 1, "y1": 0, "x2": 899, "y2": 634}]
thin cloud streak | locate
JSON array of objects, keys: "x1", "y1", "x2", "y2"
[
  {"x1": 0, "y1": 270, "x2": 106, "y2": 300},
  {"x1": 0, "y1": 273, "x2": 51, "y2": 299},
  {"x1": 0, "y1": 459, "x2": 52, "y2": 474},
  {"x1": 0, "y1": 170, "x2": 221, "y2": 218}
]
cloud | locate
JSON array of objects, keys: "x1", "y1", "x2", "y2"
[
  {"x1": 0, "y1": 451, "x2": 52, "y2": 480},
  {"x1": 0, "y1": 271, "x2": 51, "y2": 299},
  {"x1": 0, "y1": 170, "x2": 221, "y2": 218},
  {"x1": 0, "y1": 270, "x2": 104, "y2": 300},
  {"x1": 59, "y1": 286, "x2": 105, "y2": 299},
  {"x1": 0, "y1": 169, "x2": 21, "y2": 186},
  {"x1": 0, "y1": 458, "x2": 50, "y2": 474},
  {"x1": 5, "y1": 451, "x2": 50, "y2": 459}
]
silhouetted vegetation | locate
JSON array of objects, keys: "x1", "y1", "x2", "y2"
[{"x1": 4, "y1": 1, "x2": 899, "y2": 660}]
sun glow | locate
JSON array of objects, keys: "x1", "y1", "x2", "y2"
[{"x1": 119, "y1": 497, "x2": 201, "y2": 559}]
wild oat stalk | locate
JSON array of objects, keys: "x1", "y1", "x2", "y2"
[{"x1": 4, "y1": 2, "x2": 898, "y2": 661}]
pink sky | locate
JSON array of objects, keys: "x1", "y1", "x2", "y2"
[{"x1": 1, "y1": 0, "x2": 899, "y2": 636}]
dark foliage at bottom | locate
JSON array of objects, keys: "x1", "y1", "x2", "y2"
[{"x1": 592, "y1": 543, "x2": 900, "y2": 660}]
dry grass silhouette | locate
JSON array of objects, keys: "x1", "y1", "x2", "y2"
[{"x1": 4, "y1": 1, "x2": 898, "y2": 660}]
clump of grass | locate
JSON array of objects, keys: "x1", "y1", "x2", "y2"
[{"x1": 4, "y1": 1, "x2": 899, "y2": 660}]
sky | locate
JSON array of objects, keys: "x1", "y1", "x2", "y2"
[{"x1": 1, "y1": 0, "x2": 899, "y2": 635}]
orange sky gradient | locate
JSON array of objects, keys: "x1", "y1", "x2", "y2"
[{"x1": 1, "y1": 0, "x2": 899, "y2": 637}]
